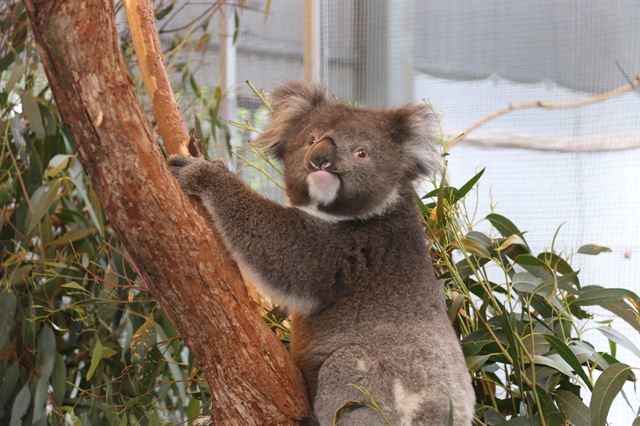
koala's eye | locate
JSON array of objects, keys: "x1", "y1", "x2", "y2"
[{"x1": 355, "y1": 148, "x2": 368, "y2": 158}]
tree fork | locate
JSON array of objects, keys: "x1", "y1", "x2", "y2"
[{"x1": 23, "y1": 0, "x2": 311, "y2": 424}]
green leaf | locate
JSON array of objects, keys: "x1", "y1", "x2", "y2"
[
  {"x1": 26, "y1": 178, "x2": 62, "y2": 235},
  {"x1": 154, "y1": 3, "x2": 174, "y2": 20},
  {"x1": 187, "y1": 398, "x2": 201, "y2": 425},
  {"x1": 462, "y1": 340, "x2": 494, "y2": 357},
  {"x1": 574, "y1": 286, "x2": 640, "y2": 307},
  {"x1": 511, "y1": 271, "x2": 542, "y2": 293},
  {"x1": 21, "y1": 91, "x2": 45, "y2": 139},
  {"x1": 47, "y1": 227, "x2": 95, "y2": 246},
  {"x1": 555, "y1": 390, "x2": 590, "y2": 426},
  {"x1": 590, "y1": 363, "x2": 634, "y2": 426},
  {"x1": 61, "y1": 282, "x2": 86, "y2": 291},
  {"x1": 577, "y1": 244, "x2": 612, "y2": 255},
  {"x1": 515, "y1": 254, "x2": 552, "y2": 280},
  {"x1": 189, "y1": 74, "x2": 201, "y2": 99},
  {"x1": 0, "y1": 292, "x2": 17, "y2": 349},
  {"x1": 4, "y1": 63, "x2": 25, "y2": 93},
  {"x1": 532, "y1": 354, "x2": 575, "y2": 377},
  {"x1": 86, "y1": 337, "x2": 103, "y2": 380},
  {"x1": 597, "y1": 327, "x2": 640, "y2": 358},
  {"x1": 9, "y1": 382, "x2": 31, "y2": 426},
  {"x1": 486, "y1": 213, "x2": 524, "y2": 240},
  {"x1": 131, "y1": 318, "x2": 161, "y2": 398},
  {"x1": 69, "y1": 158, "x2": 104, "y2": 235},
  {"x1": 0, "y1": 362, "x2": 20, "y2": 408},
  {"x1": 156, "y1": 324, "x2": 187, "y2": 403},
  {"x1": 51, "y1": 354, "x2": 67, "y2": 405},
  {"x1": 37, "y1": 325, "x2": 56, "y2": 378},
  {"x1": 543, "y1": 334, "x2": 592, "y2": 390},
  {"x1": 455, "y1": 168, "x2": 485, "y2": 200},
  {"x1": 600, "y1": 301, "x2": 640, "y2": 332},
  {"x1": 500, "y1": 313, "x2": 523, "y2": 386},
  {"x1": 32, "y1": 375, "x2": 49, "y2": 423},
  {"x1": 466, "y1": 354, "x2": 491, "y2": 372},
  {"x1": 233, "y1": 9, "x2": 240, "y2": 44},
  {"x1": 458, "y1": 237, "x2": 491, "y2": 259}
]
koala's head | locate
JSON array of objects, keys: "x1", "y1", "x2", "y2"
[{"x1": 254, "y1": 81, "x2": 440, "y2": 221}]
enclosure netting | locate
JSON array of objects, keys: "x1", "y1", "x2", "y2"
[{"x1": 163, "y1": 1, "x2": 640, "y2": 423}]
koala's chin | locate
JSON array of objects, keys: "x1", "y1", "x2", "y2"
[
  {"x1": 307, "y1": 170, "x2": 340, "y2": 206},
  {"x1": 170, "y1": 81, "x2": 475, "y2": 425}
]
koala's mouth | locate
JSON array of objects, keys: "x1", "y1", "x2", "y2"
[{"x1": 307, "y1": 170, "x2": 341, "y2": 205}]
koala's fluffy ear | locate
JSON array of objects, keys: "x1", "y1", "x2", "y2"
[
  {"x1": 388, "y1": 104, "x2": 441, "y2": 179},
  {"x1": 253, "y1": 81, "x2": 326, "y2": 158}
]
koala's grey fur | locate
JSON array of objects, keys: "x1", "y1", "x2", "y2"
[{"x1": 169, "y1": 81, "x2": 475, "y2": 425}]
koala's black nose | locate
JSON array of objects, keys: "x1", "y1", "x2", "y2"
[{"x1": 307, "y1": 137, "x2": 336, "y2": 171}]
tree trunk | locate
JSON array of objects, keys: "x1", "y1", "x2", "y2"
[{"x1": 23, "y1": 1, "x2": 311, "y2": 424}]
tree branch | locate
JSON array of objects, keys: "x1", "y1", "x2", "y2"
[
  {"x1": 23, "y1": 0, "x2": 311, "y2": 424},
  {"x1": 449, "y1": 74, "x2": 640, "y2": 149},
  {"x1": 123, "y1": 0, "x2": 190, "y2": 155}
]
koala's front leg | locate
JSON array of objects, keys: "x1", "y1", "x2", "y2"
[
  {"x1": 167, "y1": 155, "x2": 223, "y2": 196},
  {"x1": 168, "y1": 156, "x2": 338, "y2": 314}
]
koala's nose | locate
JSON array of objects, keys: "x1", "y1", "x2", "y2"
[{"x1": 307, "y1": 137, "x2": 336, "y2": 171}]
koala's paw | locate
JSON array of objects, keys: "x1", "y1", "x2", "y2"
[{"x1": 168, "y1": 155, "x2": 222, "y2": 196}]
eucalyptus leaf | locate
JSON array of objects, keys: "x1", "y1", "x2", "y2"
[
  {"x1": 9, "y1": 383, "x2": 30, "y2": 426},
  {"x1": 47, "y1": 227, "x2": 96, "y2": 246},
  {"x1": 20, "y1": 92, "x2": 45, "y2": 139},
  {"x1": 458, "y1": 237, "x2": 491, "y2": 259},
  {"x1": 574, "y1": 286, "x2": 640, "y2": 307},
  {"x1": 555, "y1": 390, "x2": 590, "y2": 426},
  {"x1": 0, "y1": 292, "x2": 17, "y2": 349},
  {"x1": 26, "y1": 178, "x2": 62, "y2": 235},
  {"x1": 31, "y1": 375, "x2": 49, "y2": 424},
  {"x1": 577, "y1": 244, "x2": 612, "y2": 255},
  {"x1": 466, "y1": 354, "x2": 492, "y2": 372},
  {"x1": 51, "y1": 354, "x2": 66, "y2": 405},
  {"x1": 597, "y1": 327, "x2": 640, "y2": 358},
  {"x1": 543, "y1": 334, "x2": 592, "y2": 390},
  {"x1": 486, "y1": 213, "x2": 524, "y2": 241},
  {"x1": 0, "y1": 362, "x2": 20, "y2": 408},
  {"x1": 590, "y1": 363, "x2": 634, "y2": 426},
  {"x1": 455, "y1": 168, "x2": 485, "y2": 200},
  {"x1": 86, "y1": 337, "x2": 103, "y2": 380}
]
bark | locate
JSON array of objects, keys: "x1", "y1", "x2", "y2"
[
  {"x1": 23, "y1": 1, "x2": 311, "y2": 424},
  {"x1": 123, "y1": 0, "x2": 191, "y2": 156}
]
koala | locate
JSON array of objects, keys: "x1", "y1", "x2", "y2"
[{"x1": 168, "y1": 81, "x2": 475, "y2": 425}]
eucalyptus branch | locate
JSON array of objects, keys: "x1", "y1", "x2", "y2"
[
  {"x1": 448, "y1": 74, "x2": 640, "y2": 149},
  {"x1": 124, "y1": 0, "x2": 191, "y2": 155}
]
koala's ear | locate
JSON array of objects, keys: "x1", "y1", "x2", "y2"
[
  {"x1": 388, "y1": 104, "x2": 441, "y2": 179},
  {"x1": 253, "y1": 81, "x2": 326, "y2": 158}
]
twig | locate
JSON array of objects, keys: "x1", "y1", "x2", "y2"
[
  {"x1": 123, "y1": 0, "x2": 190, "y2": 156},
  {"x1": 448, "y1": 74, "x2": 640, "y2": 149}
]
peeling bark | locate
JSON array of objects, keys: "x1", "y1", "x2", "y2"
[
  {"x1": 123, "y1": 0, "x2": 191, "y2": 156},
  {"x1": 23, "y1": 1, "x2": 311, "y2": 424}
]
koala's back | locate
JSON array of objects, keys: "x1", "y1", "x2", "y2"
[{"x1": 290, "y1": 198, "x2": 474, "y2": 425}]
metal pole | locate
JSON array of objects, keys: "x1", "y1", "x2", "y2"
[{"x1": 219, "y1": 3, "x2": 239, "y2": 162}]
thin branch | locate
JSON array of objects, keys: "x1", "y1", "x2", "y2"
[
  {"x1": 448, "y1": 74, "x2": 640, "y2": 149},
  {"x1": 124, "y1": 0, "x2": 190, "y2": 156}
]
